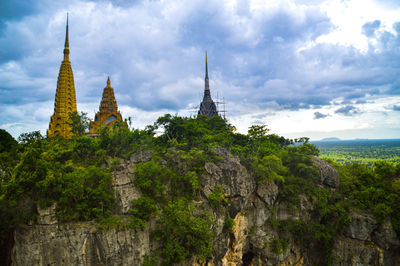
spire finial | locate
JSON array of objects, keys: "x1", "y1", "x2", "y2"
[
  {"x1": 63, "y1": 13, "x2": 70, "y2": 61},
  {"x1": 107, "y1": 76, "x2": 111, "y2": 87},
  {"x1": 66, "y1": 14, "x2": 69, "y2": 46},
  {"x1": 204, "y1": 50, "x2": 210, "y2": 95},
  {"x1": 205, "y1": 50, "x2": 208, "y2": 79},
  {"x1": 198, "y1": 50, "x2": 218, "y2": 118}
]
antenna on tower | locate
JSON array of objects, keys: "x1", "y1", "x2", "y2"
[{"x1": 223, "y1": 97, "x2": 226, "y2": 120}]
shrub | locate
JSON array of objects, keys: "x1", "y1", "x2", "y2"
[
  {"x1": 208, "y1": 185, "x2": 228, "y2": 207},
  {"x1": 270, "y1": 237, "x2": 288, "y2": 254},
  {"x1": 225, "y1": 217, "x2": 235, "y2": 233},
  {"x1": 133, "y1": 160, "x2": 168, "y2": 198},
  {"x1": 153, "y1": 199, "x2": 215, "y2": 265},
  {"x1": 128, "y1": 196, "x2": 157, "y2": 229}
]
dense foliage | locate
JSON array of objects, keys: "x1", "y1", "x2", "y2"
[
  {"x1": 338, "y1": 161, "x2": 400, "y2": 230},
  {"x1": 0, "y1": 118, "x2": 155, "y2": 264},
  {"x1": 266, "y1": 159, "x2": 400, "y2": 264},
  {"x1": 0, "y1": 114, "x2": 399, "y2": 265}
]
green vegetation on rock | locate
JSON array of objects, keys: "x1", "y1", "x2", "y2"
[{"x1": 0, "y1": 114, "x2": 399, "y2": 265}]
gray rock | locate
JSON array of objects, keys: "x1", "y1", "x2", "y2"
[
  {"x1": 275, "y1": 203, "x2": 300, "y2": 221},
  {"x1": 202, "y1": 147, "x2": 256, "y2": 217},
  {"x1": 112, "y1": 157, "x2": 143, "y2": 214},
  {"x1": 12, "y1": 222, "x2": 151, "y2": 266},
  {"x1": 373, "y1": 218, "x2": 400, "y2": 250},
  {"x1": 112, "y1": 170, "x2": 141, "y2": 214},
  {"x1": 36, "y1": 203, "x2": 57, "y2": 225},
  {"x1": 129, "y1": 149, "x2": 152, "y2": 164},
  {"x1": 332, "y1": 235, "x2": 382, "y2": 266},
  {"x1": 256, "y1": 181, "x2": 278, "y2": 206},
  {"x1": 246, "y1": 195, "x2": 272, "y2": 227},
  {"x1": 345, "y1": 212, "x2": 377, "y2": 241},
  {"x1": 313, "y1": 156, "x2": 340, "y2": 188}
]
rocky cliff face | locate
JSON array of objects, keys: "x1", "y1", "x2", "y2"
[{"x1": 11, "y1": 149, "x2": 400, "y2": 265}]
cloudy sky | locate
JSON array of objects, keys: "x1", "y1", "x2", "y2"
[{"x1": 1, "y1": 0, "x2": 399, "y2": 140}]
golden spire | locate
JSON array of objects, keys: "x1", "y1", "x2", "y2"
[
  {"x1": 64, "y1": 14, "x2": 69, "y2": 61},
  {"x1": 47, "y1": 14, "x2": 77, "y2": 138},
  {"x1": 107, "y1": 76, "x2": 111, "y2": 87}
]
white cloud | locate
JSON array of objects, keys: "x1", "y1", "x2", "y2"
[
  {"x1": 227, "y1": 95, "x2": 400, "y2": 140},
  {"x1": 318, "y1": 0, "x2": 400, "y2": 51}
]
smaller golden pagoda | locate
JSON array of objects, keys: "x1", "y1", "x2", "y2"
[{"x1": 89, "y1": 77, "x2": 127, "y2": 133}]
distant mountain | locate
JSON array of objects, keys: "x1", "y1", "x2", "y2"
[{"x1": 320, "y1": 137, "x2": 341, "y2": 141}]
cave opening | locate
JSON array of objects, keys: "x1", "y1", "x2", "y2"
[{"x1": 242, "y1": 251, "x2": 255, "y2": 266}]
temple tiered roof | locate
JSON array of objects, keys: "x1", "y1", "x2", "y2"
[
  {"x1": 47, "y1": 15, "x2": 77, "y2": 138},
  {"x1": 198, "y1": 51, "x2": 218, "y2": 118},
  {"x1": 89, "y1": 77, "x2": 127, "y2": 133}
]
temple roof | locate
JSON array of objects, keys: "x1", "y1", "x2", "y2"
[
  {"x1": 99, "y1": 77, "x2": 119, "y2": 114},
  {"x1": 198, "y1": 51, "x2": 218, "y2": 118},
  {"x1": 89, "y1": 77, "x2": 127, "y2": 133},
  {"x1": 47, "y1": 15, "x2": 77, "y2": 138}
]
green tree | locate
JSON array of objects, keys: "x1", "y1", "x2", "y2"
[
  {"x1": 248, "y1": 125, "x2": 270, "y2": 139},
  {"x1": 0, "y1": 129, "x2": 17, "y2": 153},
  {"x1": 0, "y1": 129, "x2": 19, "y2": 184},
  {"x1": 68, "y1": 111, "x2": 90, "y2": 137},
  {"x1": 18, "y1": 131, "x2": 43, "y2": 147},
  {"x1": 128, "y1": 196, "x2": 157, "y2": 229},
  {"x1": 154, "y1": 199, "x2": 215, "y2": 265}
]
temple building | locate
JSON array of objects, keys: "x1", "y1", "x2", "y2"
[
  {"x1": 89, "y1": 77, "x2": 127, "y2": 133},
  {"x1": 47, "y1": 15, "x2": 77, "y2": 138},
  {"x1": 198, "y1": 52, "x2": 219, "y2": 118}
]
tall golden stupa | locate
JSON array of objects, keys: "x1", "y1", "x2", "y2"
[
  {"x1": 47, "y1": 15, "x2": 77, "y2": 138},
  {"x1": 89, "y1": 77, "x2": 127, "y2": 133}
]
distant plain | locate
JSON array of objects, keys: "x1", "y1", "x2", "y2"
[{"x1": 311, "y1": 139, "x2": 400, "y2": 165}]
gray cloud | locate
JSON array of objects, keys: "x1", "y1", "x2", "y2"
[
  {"x1": 335, "y1": 105, "x2": 359, "y2": 116},
  {"x1": 314, "y1": 112, "x2": 328, "y2": 119},
  {"x1": 251, "y1": 120, "x2": 266, "y2": 125},
  {"x1": 362, "y1": 20, "x2": 381, "y2": 37},
  {"x1": 0, "y1": 0, "x2": 39, "y2": 36},
  {"x1": 393, "y1": 105, "x2": 400, "y2": 111}
]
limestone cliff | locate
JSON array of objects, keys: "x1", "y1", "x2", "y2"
[{"x1": 11, "y1": 149, "x2": 400, "y2": 266}]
